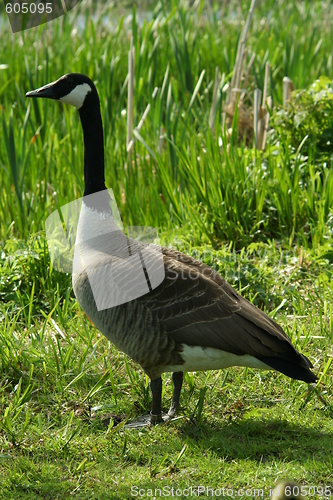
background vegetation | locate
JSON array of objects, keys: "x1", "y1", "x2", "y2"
[{"x1": 0, "y1": 0, "x2": 332, "y2": 498}]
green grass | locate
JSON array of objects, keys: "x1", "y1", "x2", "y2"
[
  {"x1": 0, "y1": 0, "x2": 333, "y2": 498},
  {"x1": 1, "y1": 0, "x2": 333, "y2": 245},
  {"x1": 0, "y1": 236, "x2": 332, "y2": 498}
]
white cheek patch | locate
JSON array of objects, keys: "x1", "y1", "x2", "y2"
[{"x1": 60, "y1": 83, "x2": 92, "y2": 109}]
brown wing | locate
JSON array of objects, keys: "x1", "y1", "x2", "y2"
[{"x1": 140, "y1": 247, "x2": 316, "y2": 383}]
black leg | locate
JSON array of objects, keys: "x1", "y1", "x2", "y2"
[
  {"x1": 125, "y1": 376, "x2": 162, "y2": 428},
  {"x1": 150, "y1": 377, "x2": 163, "y2": 423},
  {"x1": 125, "y1": 373, "x2": 182, "y2": 429},
  {"x1": 168, "y1": 371, "x2": 183, "y2": 418}
]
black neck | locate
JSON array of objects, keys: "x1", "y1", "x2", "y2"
[
  {"x1": 78, "y1": 91, "x2": 114, "y2": 213},
  {"x1": 79, "y1": 92, "x2": 106, "y2": 197}
]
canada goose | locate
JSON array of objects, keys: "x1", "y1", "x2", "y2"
[{"x1": 26, "y1": 73, "x2": 317, "y2": 427}]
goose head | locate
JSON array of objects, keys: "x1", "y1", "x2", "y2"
[
  {"x1": 26, "y1": 73, "x2": 106, "y2": 198},
  {"x1": 26, "y1": 73, "x2": 97, "y2": 110}
]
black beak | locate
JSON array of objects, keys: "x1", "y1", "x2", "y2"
[{"x1": 26, "y1": 82, "x2": 57, "y2": 100}]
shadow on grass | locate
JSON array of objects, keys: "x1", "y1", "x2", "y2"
[
  {"x1": 178, "y1": 417, "x2": 333, "y2": 462},
  {"x1": 2, "y1": 417, "x2": 332, "y2": 499}
]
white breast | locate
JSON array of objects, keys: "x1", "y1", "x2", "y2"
[
  {"x1": 75, "y1": 201, "x2": 120, "y2": 244},
  {"x1": 72, "y1": 202, "x2": 164, "y2": 311},
  {"x1": 73, "y1": 201, "x2": 121, "y2": 272}
]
